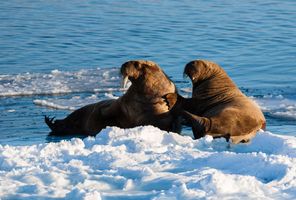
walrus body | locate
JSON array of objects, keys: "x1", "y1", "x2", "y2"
[
  {"x1": 45, "y1": 60, "x2": 181, "y2": 135},
  {"x1": 166, "y1": 60, "x2": 266, "y2": 144}
]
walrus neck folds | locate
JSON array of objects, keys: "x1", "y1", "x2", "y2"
[{"x1": 192, "y1": 70, "x2": 239, "y2": 114}]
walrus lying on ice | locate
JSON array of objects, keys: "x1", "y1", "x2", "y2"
[
  {"x1": 165, "y1": 60, "x2": 266, "y2": 144},
  {"x1": 45, "y1": 60, "x2": 181, "y2": 135}
]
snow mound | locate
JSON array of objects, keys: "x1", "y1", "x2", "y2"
[{"x1": 0, "y1": 126, "x2": 295, "y2": 199}]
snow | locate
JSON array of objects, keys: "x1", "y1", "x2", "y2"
[{"x1": 0, "y1": 126, "x2": 295, "y2": 199}]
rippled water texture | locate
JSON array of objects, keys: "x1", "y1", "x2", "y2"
[{"x1": 0, "y1": 0, "x2": 295, "y2": 145}]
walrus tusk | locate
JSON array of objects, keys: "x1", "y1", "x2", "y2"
[{"x1": 121, "y1": 75, "x2": 129, "y2": 89}]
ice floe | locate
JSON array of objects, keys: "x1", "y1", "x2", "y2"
[
  {"x1": 0, "y1": 126, "x2": 295, "y2": 199},
  {"x1": 0, "y1": 68, "x2": 121, "y2": 97}
]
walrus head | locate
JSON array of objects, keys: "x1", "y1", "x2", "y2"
[
  {"x1": 121, "y1": 60, "x2": 161, "y2": 88},
  {"x1": 120, "y1": 60, "x2": 175, "y2": 95},
  {"x1": 184, "y1": 60, "x2": 222, "y2": 84}
]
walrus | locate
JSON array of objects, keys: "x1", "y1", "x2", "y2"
[
  {"x1": 164, "y1": 60, "x2": 266, "y2": 144},
  {"x1": 45, "y1": 60, "x2": 181, "y2": 135}
]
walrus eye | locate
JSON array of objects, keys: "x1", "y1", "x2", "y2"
[{"x1": 135, "y1": 62, "x2": 141, "y2": 69}]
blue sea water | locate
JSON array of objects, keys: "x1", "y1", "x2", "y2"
[{"x1": 0, "y1": 0, "x2": 295, "y2": 145}]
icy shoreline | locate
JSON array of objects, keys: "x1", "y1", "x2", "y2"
[{"x1": 0, "y1": 126, "x2": 295, "y2": 199}]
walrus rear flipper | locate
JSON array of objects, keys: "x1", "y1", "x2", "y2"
[
  {"x1": 45, "y1": 116, "x2": 56, "y2": 132},
  {"x1": 181, "y1": 111, "x2": 211, "y2": 140},
  {"x1": 45, "y1": 116, "x2": 73, "y2": 135},
  {"x1": 44, "y1": 115, "x2": 69, "y2": 135}
]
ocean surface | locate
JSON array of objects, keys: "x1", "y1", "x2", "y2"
[{"x1": 0, "y1": 0, "x2": 295, "y2": 145}]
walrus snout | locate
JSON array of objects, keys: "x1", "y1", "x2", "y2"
[
  {"x1": 120, "y1": 60, "x2": 160, "y2": 82},
  {"x1": 184, "y1": 61, "x2": 199, "y2": 82},
  {"x1": 184, "y1": 60, "x2": 217, "y2": 82},
  {"x1": 120, "y1": 61, "x2": 142, "y2": 81}
]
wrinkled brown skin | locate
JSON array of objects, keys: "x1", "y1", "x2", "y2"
[
  {"x1": 45, "y1": 60, "x2": 181, "y2": 136},
  {"x1": 165, "y1": 60, "x2": 266, "y2": 144}
]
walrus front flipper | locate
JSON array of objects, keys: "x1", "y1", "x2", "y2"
[
  {"x1": 163, "y1": 93, "x2": 178, "y2": 110},
  {"x1": 163, "y1": 93, "x2": 196, "y2": 127},
  {"x1": 181, "y1": 111, "x2": 211, "y2": 139},
  {"x1": 163, "y1": 93, "x2": 187, "y2": 115}
]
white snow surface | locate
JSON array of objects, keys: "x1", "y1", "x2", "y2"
[{"x1": 0, "y1": 126, "x2": 296, "y2": 200}]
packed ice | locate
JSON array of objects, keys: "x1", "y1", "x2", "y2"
[{"x1": 0, "y1": 126, "x2": 295, "y2": 199}]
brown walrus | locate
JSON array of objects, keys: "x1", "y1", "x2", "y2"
[
  {"x1": 45, "y1": 60, "x2": 181, "y2": 135},
  {"x1": 165, "y1": 60, "x2": 266, "y2": 144}
]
